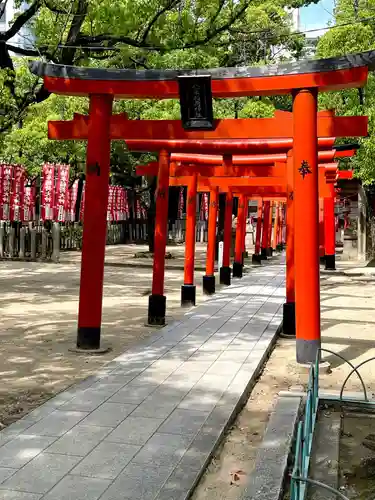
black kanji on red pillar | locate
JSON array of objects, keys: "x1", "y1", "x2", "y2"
[
  {"x1": 289, "y1": 191, "x2": 294, "y2": 200},
  {"x1": 158, "y1": 188, "x2": 166, "y2": 199},
  {"x1": 298, "y1": 160, "x2": 312, "y2": 179},
  {"x1": 87, "y1": 162, "x2": 100, "y2": 176},
  {"x1": 188, "y1": 196, "x2": 195, "y2": 205}
]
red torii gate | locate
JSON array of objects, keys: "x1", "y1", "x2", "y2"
[
  {"x1": 138, "y1": 154, "x2": 352, "y2": 310},
  {"x1": 31, "y1": 51, "x2": 374, "y2": 364}
]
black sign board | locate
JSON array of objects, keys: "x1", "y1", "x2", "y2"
[{"x1": 178, "y1": 75, "x2": 214, "y2": 131}]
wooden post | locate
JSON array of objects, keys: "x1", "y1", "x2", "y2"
[
  {"x1": 267, "y1": 201, "x2": 273, "y2": 255},
  {"x1": 252, "y1": 201, "x2": 263, "y2": 264},
  {"x1": 324, "y1": 185, "x2": 336, "y2": 270},
  {"x1": 319, "y1": 197, "x2": 325, "y2": 263},
  {"x1": 293, "y1": 89, "x2": 320, "y2": 363},
  {"x1": 77, "y1": 94, "x2": 113, "y2": 350},
  {"x1": 220, "y1": 190, "x2": 233, "y2": 285},
  {"x1": 181, "y1": 173, "x2": 198, "y2": 306},
  {"x1": 241, "y1": 197, "x2": 248, "y2": 259},
  {"x1": 233, "y1": 194, "x2": 246, "y2": 278},
  {"x1": 272, "y1": 202, "x2": 279, "y2": 250},
  {"x1": 203, "y1": 188, "x2": 218, "y2": 294},
  {"x1": 148, "y1": 149, "x2": 170, "y2": 324},
  {"x1": 283, "y1": 153, "x2": 296, "y2": 336},
  {"x1": 261, "y1": 201, "x2": 270, "y2": 259}
]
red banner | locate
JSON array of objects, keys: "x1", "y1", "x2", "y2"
[
  {"x1": 23, "y1": 183, "x2": 36, "y2": 222},
  {"x1": 0, "y1": 164, "x2": 13, "y2": 221},
  {"x1": 178, "y1": 187, "x2": 184, "y2": 218},
  {"x1": 124, "y1": 190, "x2": 129, "y2": 219},
  {"x1": 114, "y1": 187, "x2": 120, "y2": 222},
  {"x1": 79, "y1": 182, "x2": 85, "y2": 221},
  {"x1": 10, "y1": 165, "x2": 25, "y2": 222},
  {"x1": 55, "y1": 164, "x2": 70, "y2": 222},
  {"x1": 68, "y1": 180, "x2": 79, "y2": 222},
  {"x1": 118, "y1": 188, "x2": 124, "y2": 221},
  {"x1": 107, "y1": 186, "x2": 114, "y2": 221},
  {"x1": 136, "y1": 197, "x2": 141, "y2": 219},
  {"x1": 200, "y1": 193, "x2": 209, "y2": 221},
  {"x1": 41, "y1": 163, "x2": 55, "y2": 220}
]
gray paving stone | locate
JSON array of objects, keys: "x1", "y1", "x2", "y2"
[
  {"x1": 157, "y1": 409, "x2": 210, "y2": 439},
  {"x1": 45, "y1": 425, "x2": 112, "y2": 456},
  {"x1": 0, "y1": 492, "x2": 42, "y2": 500},
  {"x1": 188, "y1": 352, "x2": 220, "y2": 363},
  {"x1": 0, "y1": 420, "x2": 36, "y2": 446},
  {"x1": 20, "y1": 402, "x2": 63, "y2": 424},
  {"x1": 79, "y1": 402, "x2": 136, "y2": 428},
  {"x1": 1, "y1": 452, "x2": 80, "y2": 494},
  {"x1": 162, "y1": 370, "x2": 203, "y2": 391},
  {"x1": 178, "y1": 375, "x2": 231, "y2": 411},
  {"x1": 132, "y1": 433, "x2": 193, "y2": 467},
  {"x1": 107, "y1": 381, "x2": 159, "y2": 404},
  {"x1": 206, "y1": 361, "x2": 243, "y2": 377},
  {"x1": 42, "y1": 475, "x2": 111, "y2": 500},
  {"x1": 71, "y1": 441, "x2": 140, "y2": 480},
  {"x1": 59, "y1": 391, "x2": 110, "y2": 412},
  {"x1": 105, "y1": 416, "x2": 163, "y2": 445},
  {"x1": 24, "y1": 410, "x2": 88, "y2": 437},
  {"x1": 130, "y1": 393, "x2": 181, "y2": 419},
  {"x1": 217, "y1": 349, "x2": 251, "y2": 362},
  {"x1": 0, "y1": 468, "x2": 17, "y2": 484},
  {"x1": 0, "y1": 435, "x2": 56, "y2": 468},
  {"x1": 100, "y1": 462, "x2": 173, "y2": 500},
  {"x1": 169, "y1": 360, "x2": 213, "y2": 374}
]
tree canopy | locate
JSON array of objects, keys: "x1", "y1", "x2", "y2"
[
  {"x1": 0, "y1": 0, "x2": 318, "y2": 177},
  {"x1": 315, "y1": 0, "x2": 375, "y2": 184}
]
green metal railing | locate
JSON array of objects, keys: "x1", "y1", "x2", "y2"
[
  {"x1": 290, "y1": 349, "x2": 375, "y2": 500},
  {"x1": 290, "y1": 357, "x2": 319, "y2": 500}
]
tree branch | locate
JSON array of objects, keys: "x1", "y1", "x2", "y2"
[
  {"x1": 129, "y1": 56, "x2": 149, "y2": 69},
  {"x1": 0, "y1": 0, "x2": 9, "y2": 20},
  {"x1": 43, "y1": 0, "x2": 71, "y2": 15},
  {"x1": 74, "y1": 1, "x2": 250, "y2": 52},
  {"x1": 183, "y1": 0, "x2": 251, "y2": 49},
  {"x1": 2, "y1": 0, "x2": 42, "y2": 42},
  {"x1": 60, "y1": 0, "x2": 88, "y2": 65},
  {"x1": 140, "y1": 0, "x2": 180, "y2": 43}
]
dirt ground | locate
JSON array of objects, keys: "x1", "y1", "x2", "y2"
[
  {"x1": 0, "y1": 244, "x2": 213, "y2": 427},
  {"x1": 193, "y1": 270, "x2": 375, "y2": 500}
]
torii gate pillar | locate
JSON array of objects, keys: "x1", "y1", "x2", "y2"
[
  {"x1": 252, "y1": 201, "x2": 263, "y2": 264},
  {"x1": 203, "y1": 188, "x2": 218, "y2": 294},
  {"x1": 283, "y1": 153, "x2": 296, "y2": 337},
  {"x1": 181, "y1": 173, "x2": 198, "y2": 306},
  {"x1": 324, "y1": 185, "x2": 336, "y2": 270},
  {"x1": 261, "y1": 201, "x2": 271, "y2": 259},
  {"x1": 293, "y1": 89, "x2": 321, "y2": 363},
  {"x1": 220, "y1": 191, "x2": 233, "y2": 285},
  {"x1": 148, "y1": 150, "x2": 170, "y2": 325},
  {"x1": 76, "y1": 94, "x2": 113, "y2": 351},
  {"x1": 233, "y1": 194, "x2": 246, "y2": 278}
]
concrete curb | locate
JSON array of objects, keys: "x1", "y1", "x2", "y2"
[{"x1": 240, "y1": 393, "x2": 302, "y2": 500}]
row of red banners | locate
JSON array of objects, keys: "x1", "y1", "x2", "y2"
[
  {"x1": 0, "y1": 164, "x2": 210, "y2": 223},
  {"x1": 0, "y1": 164, "x2": 147, "y2": 223},
  {"x1": 177, "y1": 188, "x2": 209, "y2": 221}
]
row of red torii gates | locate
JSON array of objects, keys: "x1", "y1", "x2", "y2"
[
  {"x1": 136, "y1": 140, "x2": 356, "y2": 312},
  {"x1": 30, "y1": 50, "x2": 375, "y2": 364}
]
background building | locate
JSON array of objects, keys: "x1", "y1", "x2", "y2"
[{"x1": 0, "y1": 1, "x2": 33, "y2": 51}]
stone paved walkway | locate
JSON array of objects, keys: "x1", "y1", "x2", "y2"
[{"x1": 0, "y1": 260, "x2": 285, "y2": 500}]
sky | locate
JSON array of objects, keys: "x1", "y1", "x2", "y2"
[{"x1": 300, "y1": 0, "x2": 334, "y2": 38}]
